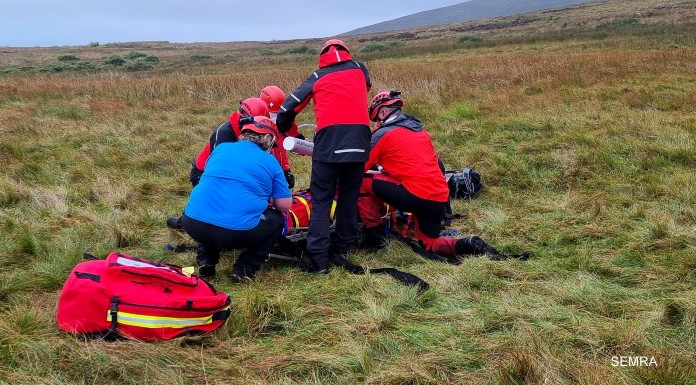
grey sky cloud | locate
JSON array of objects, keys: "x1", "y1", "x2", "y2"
[{"x1": 0, "y1": 1, "x2": 465, "y2": 47}]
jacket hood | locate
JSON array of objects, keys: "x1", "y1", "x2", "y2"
[
  {"x1": 370, "y1": 113, "x2": 423, "y2": 148},
  {"x1": 380, "y1": 113, "x2": 423, "y2": 132},
  {"x1": 318, "y1": 46, "x2": 353, "y2": 68}
]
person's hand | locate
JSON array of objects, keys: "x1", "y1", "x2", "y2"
[{"x1": 284, "y1": 169, "x2": 295, "y2": 189}]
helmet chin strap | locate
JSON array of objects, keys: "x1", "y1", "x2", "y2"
[{"x1": 379, "y1": 107, "x2": 400, "y2": 124}]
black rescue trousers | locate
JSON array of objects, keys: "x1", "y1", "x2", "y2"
[
  {"x1": 181, "y1": 207, "x2": 285, "y2": 274},
  {"x1": 306, "y1": 160, "x2": 365, "y2": 270},
  {"x1": 371, "y1": 179, "x2": 447, "y2": 241}
]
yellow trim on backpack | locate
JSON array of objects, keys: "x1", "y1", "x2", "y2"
[{"x1": 106, "y1": 307, "x2": 230, "y2": 329}]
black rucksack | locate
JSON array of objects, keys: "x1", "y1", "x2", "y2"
[{"x1": 445, "y1": 168, "x2": 482, "y2": 199}]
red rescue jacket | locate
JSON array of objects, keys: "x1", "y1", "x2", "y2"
[
  {"x1": 276, "y1": 46, "x2": 371, "y2": 163},
  {"x1": 365, "y1": 114, "x2": 449, "y2": 202}
]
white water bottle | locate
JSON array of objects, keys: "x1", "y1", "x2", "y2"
[{"x1": 283, "y1": 137, "x2": 314, "y2": 156}]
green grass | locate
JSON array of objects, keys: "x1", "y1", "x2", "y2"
[{"x1": 1, "y1": 2, "x2": 696, "y2": 384}]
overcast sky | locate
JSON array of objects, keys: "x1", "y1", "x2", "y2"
[{"x1": 0, "y1": 1, "x2": 466, "y2": 47}]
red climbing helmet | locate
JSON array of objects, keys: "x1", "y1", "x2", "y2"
[
  {"x1": 238, "y1": 97, "x2": 270, "y2": 117},
  {"x1": 259, "y1": 86, "x2": 285, "y2": 113},
  {"x1": 368, "y1": 90, "x2": 403, "y2": 122}
]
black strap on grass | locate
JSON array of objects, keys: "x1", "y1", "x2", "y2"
[
  {"x1": 170, "y1": 242, "x2": 431, "y2": 294},
  {"x1": 370, "y1": 268, "x2": 429, "y2": 294},
  {"x1": 330, "y1": 254, "x2": 430, "y2": 294}
]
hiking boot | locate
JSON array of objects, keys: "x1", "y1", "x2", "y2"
[
  {"x1": 197, "y1": 264, "x2": 216, "y2": 278},
  {"x1": 230, "y1": 267, "x2": 256, "y2": 283},
  {"x1": 167, "y1": 216, "x2": 184, "y2": 231},
  {"x1": 455, "y1": 236, "x2": 506, "y2": 260},
  {"x1": 510, "y1": 252, "x2": 531, "y2": 261},
  {"x1": 299, "y1": 259, "x2": 329, "y2": 274},
  {"x1": 230, "y1": 273, "x2": 253, "y2": 283}
]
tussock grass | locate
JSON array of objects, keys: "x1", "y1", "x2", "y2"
[{"x1": 1, "y1": 1, "x2": 696, "y2": 384}]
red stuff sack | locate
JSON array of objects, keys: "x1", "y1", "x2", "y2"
[{"x1": 56, "y1": 252, "x2": 231, "y2": 341}]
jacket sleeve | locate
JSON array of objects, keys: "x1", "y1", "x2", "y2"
[
  {"x1": 194, "y1": 143, "x2": 211, "y2": 171},
  {"x1": 209, "y1": 122, "x2": 238, "y2": 152},
  {"x1": 364, "y1": 136, "x2": 384, "y2": 172},
  {"x1": 276, "y1": 74, "x2": 316, "y2": 133},
  {"x1": 356, "y1": 61, "x2": 371, "y2": 91},
  {"x1": 285, "y1": 122, "x2": 301, "y2": 138}
]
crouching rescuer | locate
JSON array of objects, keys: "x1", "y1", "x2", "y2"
[
  {"x1": 359, "y1": 90, "x2": 526, "y2": 260},
  {"x1": 181, "y1": 116, "x2": 292, "y2": 282}
]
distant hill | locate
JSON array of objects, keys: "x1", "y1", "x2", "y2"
[{"x1": 343, "y1": 0, "x2": 595, "y2": 35}]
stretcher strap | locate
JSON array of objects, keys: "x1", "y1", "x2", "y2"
[
  {"x1": 288, "y1": 210, "x2": 300, "y2": 228},
  {"x1": 293, "y1": 195, "x2": 311, "y2": 219},
  {"x1": 330, "y1": 200, "x2": 337, "y2": 222}
]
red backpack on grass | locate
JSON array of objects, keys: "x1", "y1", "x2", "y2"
[{"x1": 57, "y1": 252, "x2": 231, "y2": 341}]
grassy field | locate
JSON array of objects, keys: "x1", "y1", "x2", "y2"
[{"x1": 1, "y1": 0, "x2": 695, "y2": 384}]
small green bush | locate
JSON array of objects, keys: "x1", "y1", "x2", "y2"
[
  {"x1": 102, "y1": 53, "x2": 158, "y2": 70},
  {"x1": 124, "y1": 61, "x2": 154, "y2": 71},
  {"x1": 259, "y1": 46, "x2": 319, "y2": 55},
  {"x1": 1, "y1": 65, "x2": 25, "y2": 74},
  {"x1": 124, "y1": 50, "x2": 148, "y2": 59},
  {"x1": 104, "y1": 56, "x2": 126, "y2": 66},
  {"x1": 57, "y1": 54, "x2": 80, "y2": 62},
  {"x1": 361, "y1": 43, "x2": 385, "y2": 52},
  {"x1": 38, "y1": 63, "x2": 71, "y2": 72},
  {"x1": 282, "y1": 45, "x2": 318, "y2": 55},
  {"x1": 89, "y1": 42, "x2": 100, "y2": 47},
  {"x1": 75, "y1": 61, "x2": 96, "y2": 70},
  {"x1": 458, "y1": 34, "x2": 484, "y2": 43},
  {"x1": 360, "y1": 41, "x2": 404, "y2": 53}
]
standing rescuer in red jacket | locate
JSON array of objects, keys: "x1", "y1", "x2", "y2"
[
  {"x1": 276, "y1": 39, "x2": 372, "y2": 273},
  {"x1": 359, "y1": 90, "x2": 524, "y2": 260}
]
